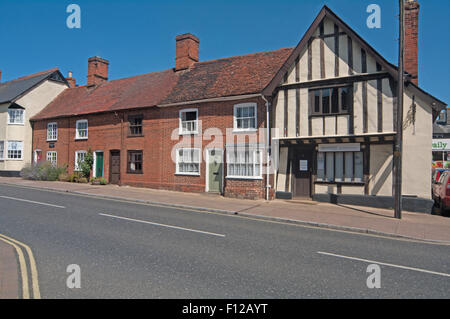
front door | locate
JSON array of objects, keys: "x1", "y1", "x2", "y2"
[
  {"x1": 95, "y1": 152, "x2": 104, "y2": 177},
  {"x1": 207, "y1": 149, "x2": 223, "y2": 193},
  {"x1": 109, "y1": 150, "x2": 120, "y2": 184},
  {"x1": 293, "y1": 147, "x2": 314, "y2": 198}
]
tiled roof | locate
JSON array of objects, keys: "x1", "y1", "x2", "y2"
[
  {"x1": 31, "y1": 47, "x2": 294, "y2": 120},
  {"x1": 0, "y1": 68, "x2": 61, "y2": 104}
]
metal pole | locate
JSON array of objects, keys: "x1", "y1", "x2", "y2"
[{"x1": 394, "y1": 0, "x2": 405, "y2": 219}]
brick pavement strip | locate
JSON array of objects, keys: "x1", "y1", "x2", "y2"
[{"x1": 0, "y1": 239, "x2": 19, "y2": 299}]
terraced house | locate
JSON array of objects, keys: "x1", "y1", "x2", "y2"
[
  {"x1": 0, "y1": 69, "x2": 68, "y2": 176},
  {"x1": 30, "y1": 4, "x2": 445, "y2": 209}
]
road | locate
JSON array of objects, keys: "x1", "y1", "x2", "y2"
[{"x1": 0, "y1": 183, "x2": 449, "y2": 298}]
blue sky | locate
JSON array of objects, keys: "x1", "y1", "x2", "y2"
[{"x1": 0, "y1": 0, "x2": 448, "y2": 104}]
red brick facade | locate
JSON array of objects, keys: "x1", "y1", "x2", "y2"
[{"x1": 32, "y1": 97, "x2": 272, "y2": 199}]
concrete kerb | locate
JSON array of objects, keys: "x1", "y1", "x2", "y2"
[{"x1": 1, "y1": 181, "x2": 449, "y2": 245}]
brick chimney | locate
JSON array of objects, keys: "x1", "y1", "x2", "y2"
[
  {"x1": 175, "y1": 33, "x2": 199, "y2": 71},
  {"x1": 404, "y1": 0, "x2": 420, "y2": 85},
  {"x1": 87, "y1": 56, "x2": 109, "y2": 86},
  {"x1": 66, "y1": 71, "x2": 76, "y2": 88}
]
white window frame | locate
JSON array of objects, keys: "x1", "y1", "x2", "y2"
[
  {"x1": 226, "y1": 147, "x2": 263, "y2": 180},
  {"x1": 75, "y1": 150, "x2": 87, "y2": 171},
  {"x1": 179, "y1": 108, "x2": 199, "y2": 135},
  {"x1": 7, "y1": 141, "x2": 24, "y2": 160},
  {"x1": 0, "y1": 141, "x2": 4, "y2": 160},
  {"x1": 46, "y1": 151, "x2": 57, "y2": 166},
  {"x1": 233, "y1": 103, "x2": 257, "y2": 132},
  {"x1": 75, "y1": 120, "x2": 88, "y2": 140},
  {"x1": 8, "y1": 108, "x2": 25, "y2": 125},
  {"x1": 47, "y1": 122, "x2": 58, "y2": 141},
  {"x1": 176, "y1": 148, "x2": 201, "y2": 176}
]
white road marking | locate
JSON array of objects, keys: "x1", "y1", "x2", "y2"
[
  {"x1": 99, "y1": 213, "x2": 226, "y2": 238},
  {"x1": 0, "y1": 195, "x2": 66, "y2": 209},
  {"x1": 318, "y1": 251, "x2": 450, "y2": 278}
]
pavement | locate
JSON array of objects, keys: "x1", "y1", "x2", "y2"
[
  {"x1": 0, "y1": 176, "x2": 449, "y2": 244},
  {"x1": 0, "y1": 182, "x2": 449, "y2": 298}
]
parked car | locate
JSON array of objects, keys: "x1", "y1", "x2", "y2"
[
  {"x1": 432, "y1": 171, "x2": 450, "y2": 214},
  {"x1": 431, "y1": 169, "x2": 448, "y2": 200}
]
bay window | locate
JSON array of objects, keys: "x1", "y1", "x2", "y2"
[{"x1": 317, "y1": 150, "x2": 364, "y2": 183}]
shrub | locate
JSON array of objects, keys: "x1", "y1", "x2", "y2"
[
  {"x1": 58, "y1": 173, "x2": 70, "y2": 182},
  {"x1": 79, "y1": 149, "x2": 94, "y2": 179},
  {"x1": 20, "y1": 162, "x2": 67, "y2": 182},
  {"x1": 91, "y1": 177, "x2": 108, "y2": 185},
  {"x1": 68, "y1": 172, "x2": 81, "y2": 183}
]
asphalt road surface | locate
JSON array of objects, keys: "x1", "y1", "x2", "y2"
[{"x1": 0, "y1": 183, "x2": 449, "y2": 298}]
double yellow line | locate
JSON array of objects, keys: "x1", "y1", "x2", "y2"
[{"x1": 0, "y1": 234, "x2": 40, "y2": 299}]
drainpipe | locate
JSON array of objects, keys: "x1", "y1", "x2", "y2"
[{"x1": 261, "y1": 95, "x2": 271, "y2": 201}]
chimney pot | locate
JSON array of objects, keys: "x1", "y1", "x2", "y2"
[
  {"x1": 87, "y1": 56, "x2": 109, "y2": 86},
  {"x1": 66, "y1": 71, "x2": 76, "y2": 88},
  {"x1": 175, "y1": 33, "x2": 199, "y2": 71}
]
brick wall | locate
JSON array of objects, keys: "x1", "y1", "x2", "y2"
[{"x1": 32, "y1": 97, "x2": 271, "y2": 199}]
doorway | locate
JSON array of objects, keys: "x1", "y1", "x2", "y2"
[
  {"x1": 94, "y1": 151, "x2": 104, "y2": 178},
  {"x1": 206, "y1": 149, "x2": 223, "y2": 194},
  {"x1": 293, "y1": 146, "x2": 314, "y2": 198},
  {"x1": 109, "y1": 150, "x2": 120, "y2": 184}
]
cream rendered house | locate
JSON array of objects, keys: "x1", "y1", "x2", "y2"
[
  {"x1": 266, "y1": 5, "x2": 446, "y2": 212},
  {"x1": 0, "y1": 69, "x2": 69, "y2": 176}
]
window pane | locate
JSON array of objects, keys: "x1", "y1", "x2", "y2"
[
  {"x1": 341, "y1": 87, "x2": 351, "y2": 111},
  {"x1": 326, "y1": 152, "x2": 334, "y2": 181},
  {"x1": 345, "y1": 152, "x2": 354, "y2": 181},
  {"x1": 322, "y1": 89, "x2": 330, "y2": 114},
  {"x1": 314, "y1": 90, "x2": 320, "y2": 113},
  {"x1": 331, "y1": 88, "x2": 339, "y2": 113},
  {"x1": 355, "y1": 152, "x2": 364, "y2": 182},
  {"x1": 335, "y1": 152, "x2": 344, "y2": 182},
  {"x1": 317, "y1": 152, "x2": 325, "y2": 181}
]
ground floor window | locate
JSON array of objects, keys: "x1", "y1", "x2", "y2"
[
  {"x1": 46, "y1": 151, "x2": 57, "y2": 166},
  {"x1": 75, "y1": 151, "x2": 87, "y2": 171},
  {"x1": 7, "y1": 141, "x2": 23, "y2": 160},
  {"x1": 0, "y1": 141, "x2": 4, "y2": 160},
  {"x1": 226, "y1": 147, "x2": 262, "y2": 178},
  {"x1": 317, "y1": 151, "x2": 363, "y2": 183},
  {"x1": 127, "y1": 150, "x2": 143, "y2": 174},
  {"x1": 176, "y1": 148, "x2": 200, "y2": 175}
]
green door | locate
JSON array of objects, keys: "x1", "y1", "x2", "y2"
[
  {"x1": 208, "y1": 150, "x2": 223, "y2": 193},
  {"x1": 95, "y1": 152, "x2": 104, "y2": 177}
]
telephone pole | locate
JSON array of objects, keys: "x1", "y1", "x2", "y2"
[{"x1": 394, "y1": 0, "x2": 405, "y2": 219}]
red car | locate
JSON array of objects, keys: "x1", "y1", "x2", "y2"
[{"x1": 433, "y1": 171, "x2": 450, "y2": 214}]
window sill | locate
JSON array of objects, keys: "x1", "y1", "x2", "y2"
[
  {"x1": 175, "y1": 173, "x2": 201, "y2": 177},
  {"x1": 127, "y1": 171, "x2": 143, "y2": 174},
  {"x1": 232, "y1": 129, "x2": 258, "y2": 134},
  {"x1": 5, "y1": 158, "x2": 24, "y2": 161},
  {"x1": 226, "y1": 176, "x2": 263, "y2": 180},
  {"x1": 47, "y1": 139, "x2": 57, "y2": 142},
  {"x1": 179, "y1": 132, "x2": 199, "y2": 136},
  {"x1": 315, "y1": 181, "x2": 365, "y2": 186},
  {"x1": 127, "y1": 134, "x2": 144, "y2": 138},
  {"x1": 8, "y1": 123, "x2": 25, "y2": 126},
  {"x1": 75, "y1": 137, "x2": 88, "y2": 141}
]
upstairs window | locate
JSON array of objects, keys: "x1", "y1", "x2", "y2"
[
  {"x1": 76, "y1": 120, "x2": 88, "y2": 140},
  {"x1": 311, "y1": 86, "x2": 353, "y2": 116},
  {"x1": 7, "y1": 141, "x2": 23, "y2": 160},
  {"x1": 47, "y1": 122, "x2": 58, "y2": 141},
  {"x1": 8, "y1": 108, "x2": 25, "y2": 125},
  {"x1": 179, "y1": 109, "x2": 198, "y2": 134},
  {"x1": 234, "y1": 103, "x2": 257, "y2": 131},
  {"x1": 128, "y1": 115, "x2": 143, "y2": 136}
]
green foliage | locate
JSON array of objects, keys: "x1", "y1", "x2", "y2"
[
  {"x1": 68, "y1": 173, "x2": 81, "y2": 183},
  {"x1": 91, "y1": 177, "x2": 108, "y2": 185},
  {"x1": 78, "y1": 177, "x2": 88, "y2": 183},
  {"x1": 79, "y1": 149, "x2": 94, "y2": 179},
  {"x1": 20, "y1": 162, "x2": 68, "y2": 182}
]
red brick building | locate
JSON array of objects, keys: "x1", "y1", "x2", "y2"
[{"x1": 31, "y1": 34, "x2": 292, "y2": 199}]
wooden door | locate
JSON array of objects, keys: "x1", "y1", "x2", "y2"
[
  {"x1": 293, "y1": 147, "x2": 314, "y2": 198},
  {"x1": 208, "y1": 150, "x2": 223, "y2": 193},
  {"x1": 109, "y1": 150, "x2": 120, "y2": 184}
]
